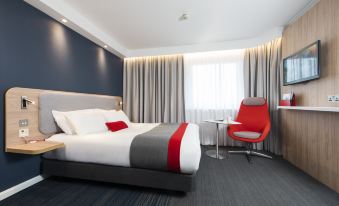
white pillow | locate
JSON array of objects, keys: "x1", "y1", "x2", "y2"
[
  {"x1": 52, "y1": 110, "x2": 75, "y2": 135},
  {"x1": 101, "y1": 110, "x2": 131, "y2": 124},
  {"x1": 65, "y1": 111, "x2": 108, "y2": 135},
  {"x1": 52, "y1": 109, "x2": 96, "y2": 134}
]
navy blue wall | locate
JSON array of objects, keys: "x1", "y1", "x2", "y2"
[{"x1": 0, "y1": 0, "x2": 123, "y2": 192}]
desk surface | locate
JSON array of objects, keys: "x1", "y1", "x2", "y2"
[{"x1": 277, "y1": 106, "x2": 339, "y2": 112}]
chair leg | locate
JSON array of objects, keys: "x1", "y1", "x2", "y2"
[
  {"x1": 228, "y1": 151, "x2": 247, "y2": 154},
  {"x1": 245, "y1": 143, "x2": 252, "y2": 163},
  {"x1": 245, "y1": 153, "x2": 252, "y2": 163},
  {"x1": 251, "y1": 151, "x2": 272, "y2": 159},
  {"x1": 228, "y1": 143, "x2": 272, "y2": 162},
  {"x1": 228, "y1": 144, "x2": 252, "y2": 163}
]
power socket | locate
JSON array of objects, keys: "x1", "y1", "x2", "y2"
[
  {"x1": 19, "y1": 128, "x2": 29, "y2": 137},
  {"x1": 328, "y1": 95, "x2": 339, "y2": 102}
]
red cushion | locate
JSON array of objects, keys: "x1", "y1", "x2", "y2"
[{"x1": 106, "y1": 121, "x2": 128, "y2": 132}]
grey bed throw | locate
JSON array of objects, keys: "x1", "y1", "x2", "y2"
[{"x1": 130, "y1": 123, "x2": 182, "y2": 172}]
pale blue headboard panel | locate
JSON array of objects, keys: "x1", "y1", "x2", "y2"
[{"x1": 39, "y1": 91, "x2": 122, "y2": 135}]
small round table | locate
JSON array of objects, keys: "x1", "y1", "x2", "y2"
[{"x1": 204, "y1": 119, "x2": 241, "y2": 159}]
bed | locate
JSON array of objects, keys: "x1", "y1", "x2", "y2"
[{"x1": 39, "y1": 91, "x2": 201, "y2": 192}]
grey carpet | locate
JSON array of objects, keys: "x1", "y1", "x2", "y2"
[{"x1": 1, "y1": 146, "x2": 339, "y2": 206}]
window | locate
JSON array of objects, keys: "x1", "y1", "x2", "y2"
[
  {"x1": 184, "y1": 50, "x2": 244, "y2": 111},
  {"x1": 184, "y1": 49, "x2": 245, "y2": 145}
]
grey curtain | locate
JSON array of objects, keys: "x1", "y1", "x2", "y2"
[
  {"x1": 123, "y1": 55, "x2": 185, "y2": 123},
  {"x1": 244, "y1": 38, "x2": 282, "y2": 155}
]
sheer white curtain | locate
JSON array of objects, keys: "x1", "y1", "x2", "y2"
[{"x1": 184, "y1": 50, "x2": 245, "y2": 145}]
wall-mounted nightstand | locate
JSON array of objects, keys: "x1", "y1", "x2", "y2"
[{"x1": 5, "y1": 141, "x2": 64, "y2": 155}]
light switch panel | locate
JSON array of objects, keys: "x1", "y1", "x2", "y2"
[
  {"x1": 19, "y1": 128, "x2": 29, "y2": 137},
  {"x1": 19, "y1": 119, "x2": 29, "y2": 127}
]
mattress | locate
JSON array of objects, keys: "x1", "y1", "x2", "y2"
[{"x1": 44, "y1": 123, "x2": 201, "y2": 174}]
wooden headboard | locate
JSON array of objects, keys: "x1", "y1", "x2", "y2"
[{"x1": 4, "y1": 87, "x2": 122, "y2": 151}]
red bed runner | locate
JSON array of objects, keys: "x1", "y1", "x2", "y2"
[{"x1": 167, "y1": 123, "x2": 189, "y2": 172}]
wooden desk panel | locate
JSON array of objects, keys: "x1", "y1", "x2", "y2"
[{"x1": 281, "y1": 110, "x2": 339, "y2": 192}]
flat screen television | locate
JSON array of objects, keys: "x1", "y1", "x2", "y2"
[{"x1": 283, "y1": 40, "x2": 320, "y2": 86}]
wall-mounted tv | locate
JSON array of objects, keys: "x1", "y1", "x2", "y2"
[{"x1": 283, "y1": 40, "x2": 320, "y2": 86}]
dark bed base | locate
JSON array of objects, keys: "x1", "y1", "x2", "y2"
[{"x1": 41, "y1": 159, "x2": 196, "y2": 192}]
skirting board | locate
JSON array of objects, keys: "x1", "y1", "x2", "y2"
[{"x1": 0, "y1": 175, "x2": 46, "y2": 201}]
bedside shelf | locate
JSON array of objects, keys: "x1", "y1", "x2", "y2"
[
  {"x1": 6, "y1": 141, "x2": 65, "y2": 155},
  {"x1": 277, "y1": 106, "x2": 339, "y2": 113}
]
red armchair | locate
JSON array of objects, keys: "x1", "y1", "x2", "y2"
[{"x1": 227, "y1": 97, "x2": 272, "y2": 162}]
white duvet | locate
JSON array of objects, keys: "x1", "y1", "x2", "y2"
[{"x1": 44, "y1": 123, "x2": 201, "y2": 174}]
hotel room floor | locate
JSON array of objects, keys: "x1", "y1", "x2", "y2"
[{"x1": 1, "y1": 146, "x2": 339, "y2": 206}]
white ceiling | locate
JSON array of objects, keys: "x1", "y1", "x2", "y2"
[
  {"x1": 25, "y1": 0, "x2": 318, "y2": 57},
  {"x1": 63, "y1": 0, "x2": 312, "y2": 49}
]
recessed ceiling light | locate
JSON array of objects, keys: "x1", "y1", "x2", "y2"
[
  {"x1": 179, "y1": 13, "x2": 189, "y2": 21},
  {"x1": 61, "y1": 18, "x2": 68, "y2": 23},
  {"x1": 104, "y1": 45, "x2": 108, "y2": 48}
]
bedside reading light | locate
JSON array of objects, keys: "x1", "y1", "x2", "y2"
[
  {"x1": 21, "y1": 96, "x2": 35, "y2": 109},
  {"x1": 119, "y1": 101, "x2": 123, "y2": 110}
]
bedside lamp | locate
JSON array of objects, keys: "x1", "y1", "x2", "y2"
[{"x1": 21, "y1": 96, "x2": 35, "y2": 109}]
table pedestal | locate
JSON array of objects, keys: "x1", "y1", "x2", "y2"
[
  {"x1": 205, "y1": 150, "x2": 226, "y2": 159},
  {"x1": 205, "y1": 123, "x2": 226, "y2": 159}
]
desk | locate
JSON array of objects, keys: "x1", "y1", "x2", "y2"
[
  {"x1": 204, "y1": 120, "x2": 241, "y2": 159},
  {"x1": 277, "y1": 106, "x2": 339, "y2": 112}
]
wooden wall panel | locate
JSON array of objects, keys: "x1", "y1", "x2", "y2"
[
  {"x1": 282, "y1": 0, "x2": 339, "y2": 106},
  {"x1": 5, "y1": 88, "x2": 46, "y2": 147},
  {"x1": 281, "y1": 0, "x2": 339, "y2": 193}
]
